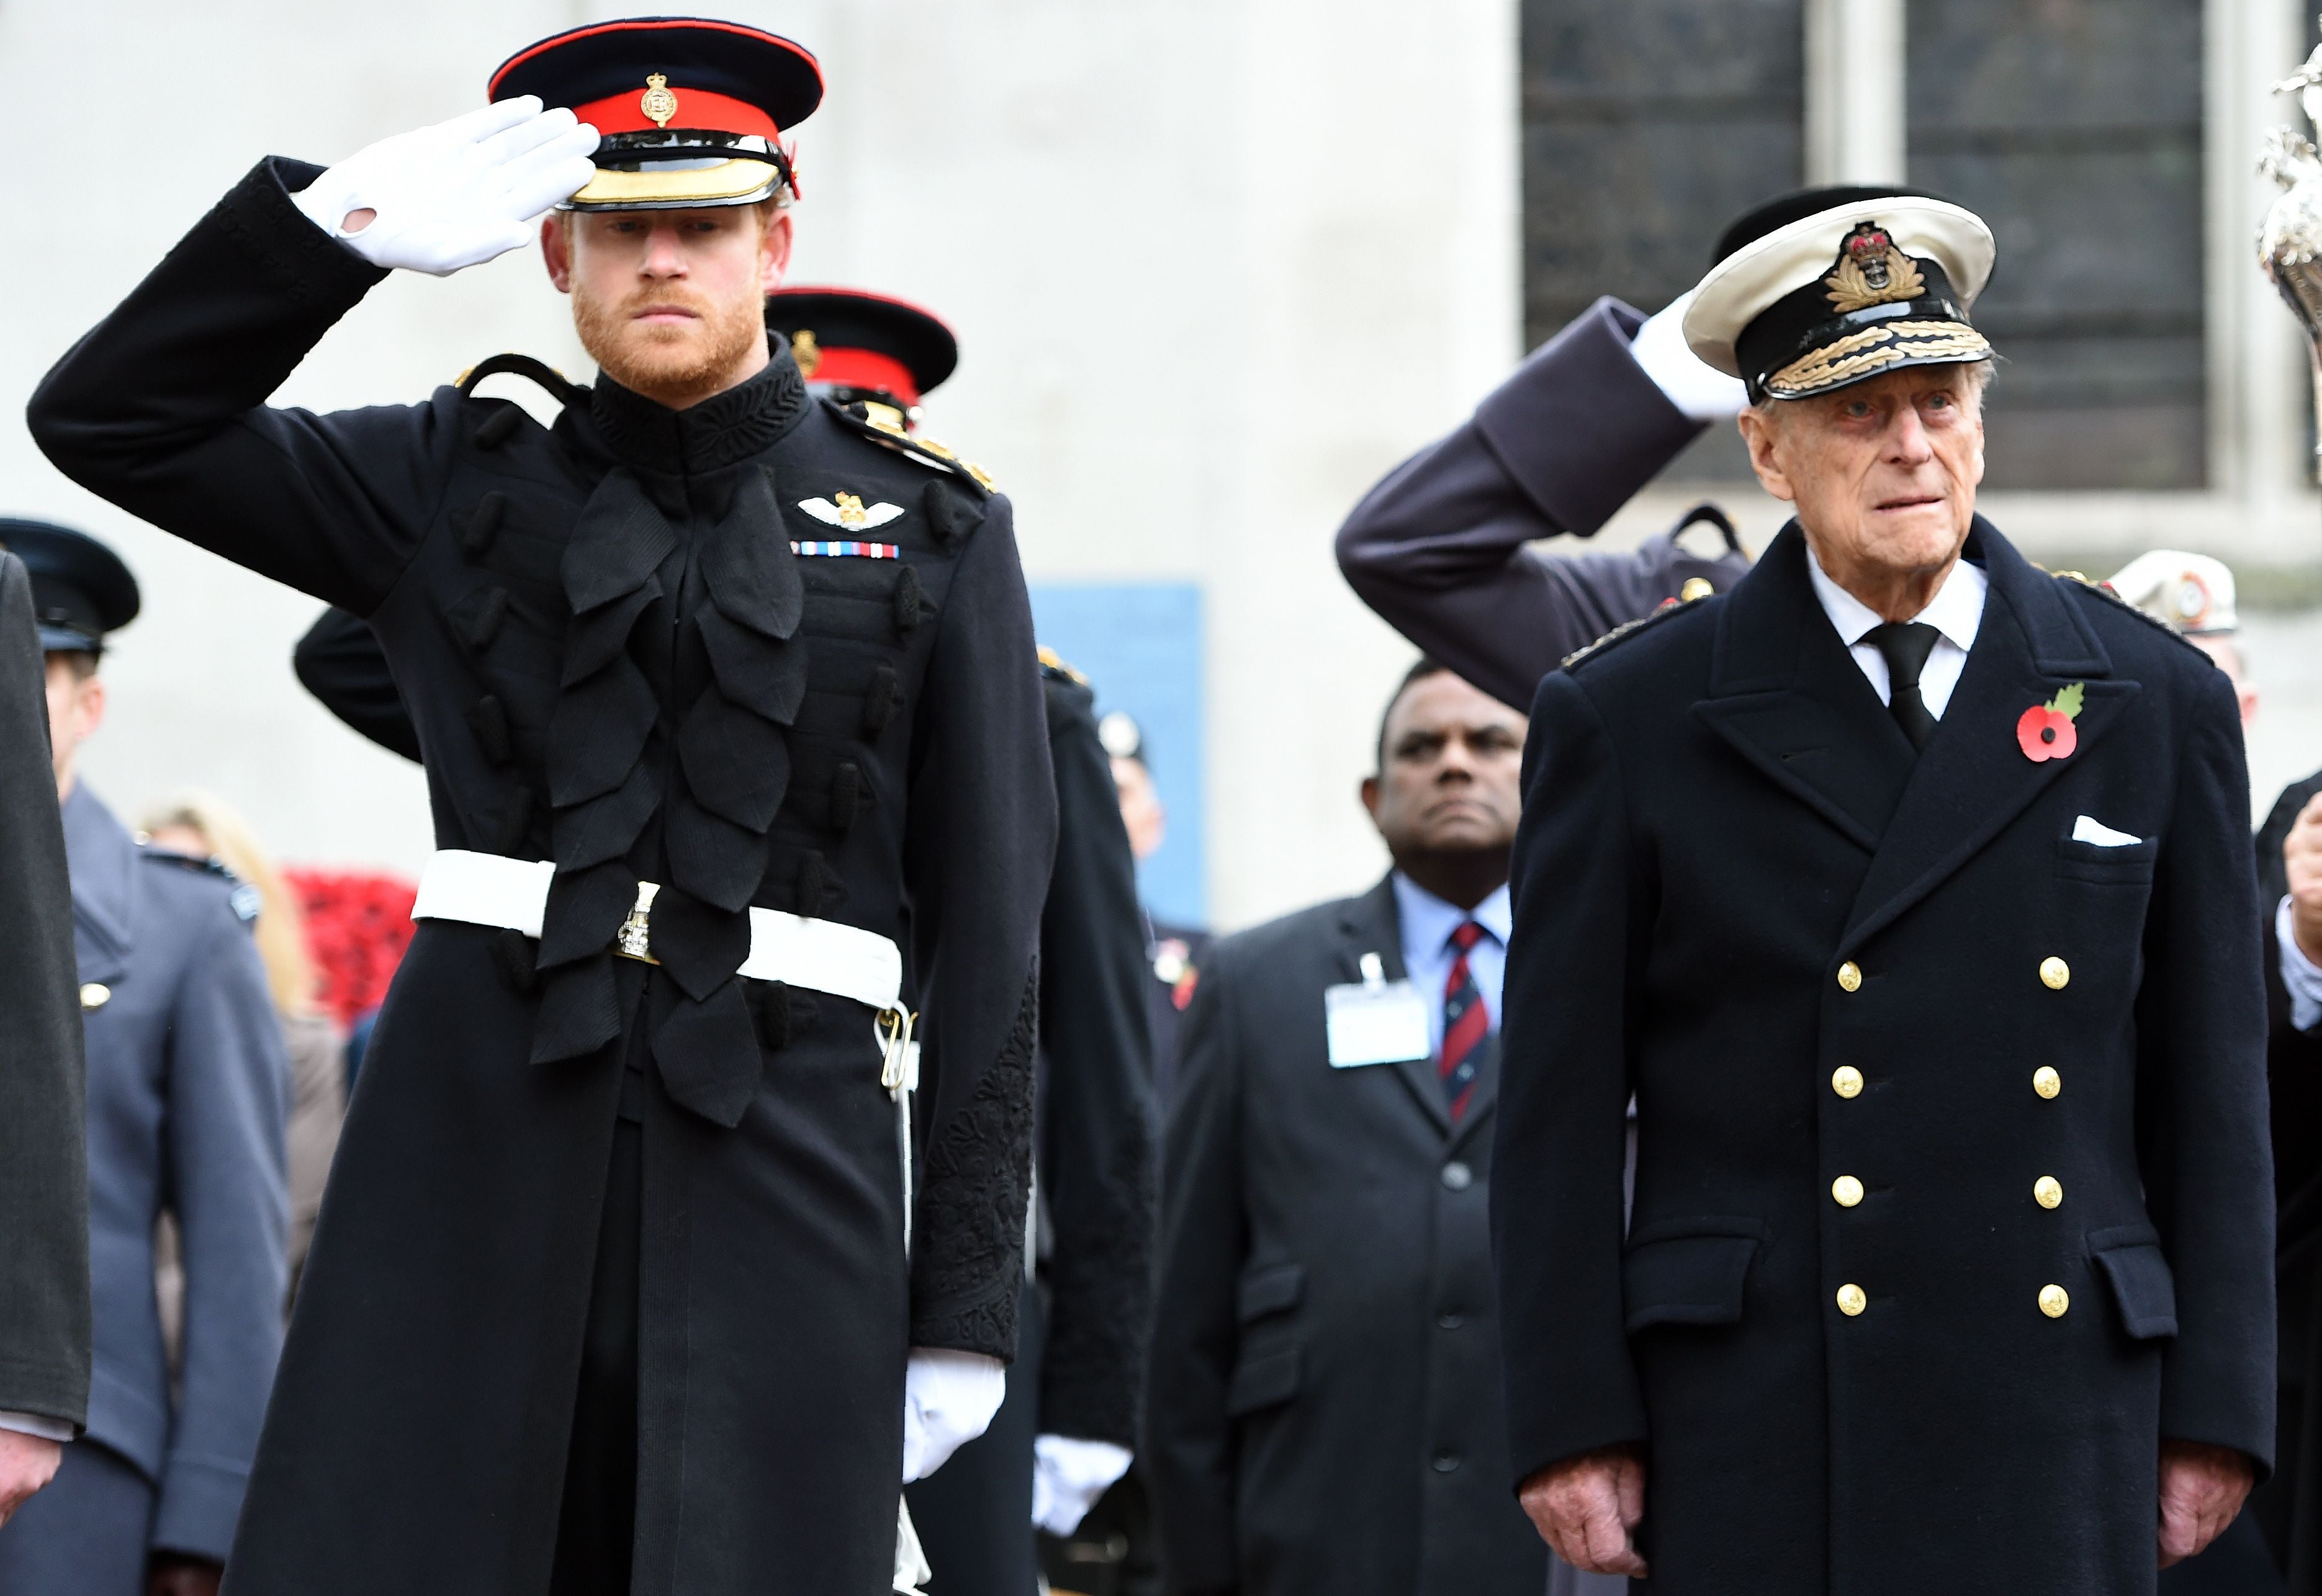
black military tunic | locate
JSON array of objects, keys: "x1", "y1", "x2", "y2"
[{"x1": 31, "y1": 156, "x2": 1056, "y2": 1596}]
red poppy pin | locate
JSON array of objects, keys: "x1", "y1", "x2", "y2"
[{"x1": 2017, "y1": 683, "x2": 2085, "y2": 763}]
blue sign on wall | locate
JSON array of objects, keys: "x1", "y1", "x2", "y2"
[{"x1": 1027, "y1": 583, "x2": 1207, "y2": 928}]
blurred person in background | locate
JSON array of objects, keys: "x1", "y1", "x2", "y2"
[
  {"x1": 2112, "y1": 552, "x2": 2257, "y2": 730},
  {"x1": 142, "y1": 793, "x2": 346, "y2": 1304},
  {"x1": 1099, "y1": 711, "x2": 1208, "y2": 1105},
  {"x1": 0, "y1": 537, "x2": 94, "y2": 1536},
  {"x1": 1149, "y1": 660, "x2": 1613, "y2": 1596},
  {"x1": 0, "y1": 522, "x2": 287, "y2": 1596}
]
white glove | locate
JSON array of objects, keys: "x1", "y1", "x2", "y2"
[
  {"x1": 1631, "y1": 289, "x2": 1750, "y2": 422},
  {"x1": 900, "y1": 1348, "x2": 1007, "y2": 1483},
  {"x1": 292, "y1": 97, "x2": 601, "y2": 277},
  {"x1": 1030, "y1": 1434, "x2": 1133, "y2": 1536}
]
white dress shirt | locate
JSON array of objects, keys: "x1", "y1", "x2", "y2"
[
  {"x1": 1805, "y1": 547, "x2": 1987, "y2": 720},
  {"x1": 1392, "y1": 873, "x2": 1512, "y2": 1057}
]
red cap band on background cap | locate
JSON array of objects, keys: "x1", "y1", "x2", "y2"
[
  {"x1": 809, "y1": 349, "x2": 921, "y2": 407},
  {"x1": 576, "y1": 84, "x2": 781, "y2": 141}
]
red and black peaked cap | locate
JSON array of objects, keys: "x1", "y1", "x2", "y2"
[
  {"x1": 768, "y1": 287, "x2": 960, "y2": 408},
  {"x1": 488, "y1": 17, "x2": 823, "y2": 211}
]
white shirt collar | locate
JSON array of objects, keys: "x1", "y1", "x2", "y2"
[
  {"x1": 1804, "y1": 542, "x2": 1986, "y2": 655},
  {"x1": 1390, "y1": 872, "x2": 1512, "y2": 960}
]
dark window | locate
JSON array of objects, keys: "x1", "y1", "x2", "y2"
[
  {"x1": 1520, "y1": 0, "x2": 1805, "y2": 481},
  {"x1": 1907, "y1": 0, "x2": 2207, "y2": 490}
]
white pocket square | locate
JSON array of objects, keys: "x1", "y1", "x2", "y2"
[{"x1": 2072, "y1": 815, "x2": 2142, "y2": 848}]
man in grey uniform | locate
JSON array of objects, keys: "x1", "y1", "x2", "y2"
[{"x1": 0, "y1": 522, "x2": 288, "y2": 1596}]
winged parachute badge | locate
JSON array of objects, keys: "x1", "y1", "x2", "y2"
[
  {"x1": 640, "y1": 72, "x2": 678, "y2": 129},
  {"x1": 1824, "y1": 222, "x2": 1927, "y2": 313},
  {"x1": 799, "y1": 491, "x2": 906, "y2": 532}
]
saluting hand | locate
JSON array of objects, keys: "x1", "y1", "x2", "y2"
[
  {"x1": 1518, "y1": 1445, "x2": 1649, "y2": 1578},
  {"x1": 2157, "y1": 1440, "x2": 2254, "y2": 1566},
  {"x1": 2287, "y1": 792, "x2": 2322, "y2": 964},
  {"x1": 290, "y1": 96, "x2": 600, "y2": 277}
]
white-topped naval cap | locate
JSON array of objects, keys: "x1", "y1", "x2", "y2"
[
  {"x1": 1681, "y1": 196, "x2": 1997, "y2": 379},
  {"x1": 2107, "y1": 550, "x2": 2238, "y2": 635}
]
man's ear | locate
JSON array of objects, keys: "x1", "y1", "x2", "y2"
[
  {"x1": 542, "y1": 213, "x2": 573, "y2": 294},
  {"x1": 1736, "y1": 407, "x2": 1796, "y2": 504},
  {"x1": 1359, "y1": 774, "x2": 1382, "y2": 824},
  {"x1": 77, "y1": 675, "x2": 106, "y2": 742},
  {"x1": 759, "y1": 208, "x2": 794, "y2": 295}
]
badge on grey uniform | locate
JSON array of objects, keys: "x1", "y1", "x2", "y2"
[{"x1": 1325, "y1": 951, "x2": 1431, "y2": 1069}]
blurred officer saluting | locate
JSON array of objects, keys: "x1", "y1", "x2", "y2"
[
  {"x1": 1497, "y1": 191, "x2": 2274, "y2": 1594},
  {"x1": 0, "y1": 522, "x2": 287, "y2": 1596},
  {"x1": 1150, "y1": 661, "x2": 1609, "y2": 1596}
]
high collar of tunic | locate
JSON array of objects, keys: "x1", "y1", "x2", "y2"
[{"x1": 589, "y1": 342, "x2": 811, "y2": 477}]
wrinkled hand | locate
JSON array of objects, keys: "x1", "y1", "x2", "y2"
[
  {"x1": 1030, "y1": 1433, "x2": 1134, "y2": 1536},
  {"x1": 2158, "y1": 1440, "x2": 2254, "y2": 1567},
  {"x1": 291, "y1": 97, "x2": 600, "y2": 276},
  {"x1": 146, "y1": 1554, "x2": 224, "y2": 1596},
  {"x1": 1519, "y1": 1445, "x2": 1649, "y2": 1577},
  {"x1": 900, "y1": 1348, "x2": 1007, "y2": 1482},
  {"x1": 0, "y1": 1430, "x2": 59, "y2": 1526},
  {"x1": 1631, "y1": 289, "x2": 1750, "y2": 423},
  {"x1": 2287, "y1": 794, "x2": 2322, "y2": 964}
]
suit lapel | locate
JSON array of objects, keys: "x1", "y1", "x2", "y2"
[
  {"x1": 1332, "y1": 879, "x2": 1452, "y2": 1138},
  {"x1": 1841, "y1": 522, "x2": 2128, "y2": 948},
  {"x1": 1691, "y1": 527, "x2": 1917, "y2": 854}
]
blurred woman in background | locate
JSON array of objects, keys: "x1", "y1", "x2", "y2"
[{"x1": 143, "y1": 793, "x2": 344, "y2": 1304}]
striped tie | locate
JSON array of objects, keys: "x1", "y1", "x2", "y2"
[{"x1": 1439, "y1": 921, "x2": 1490, "y2": 1121}]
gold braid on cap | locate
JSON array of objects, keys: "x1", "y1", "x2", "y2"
[{"x1": 1766, "y1": 321, "x2": 1992, "y2": 398}]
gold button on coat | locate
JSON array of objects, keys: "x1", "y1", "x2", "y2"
[
  {"x1": 2039, "y1": 956, "x2": 2071, "y2": 990},
  {"x1": 2038, "y1": 1284, "x2": 2069, "y2": 1318},
  {"x1": 1836, "y1": 1284, "x2": 1867, "y2": 1316},
  {"x1": 1837, "y1": 961, "x2": 1862, "y2": 993},
  {"x1": 1680, "y1": 576, "x2": 1716, "y2": 603},
  {"x1": 79, "y1": 982, "x2": 110, "y2": 1011},
  {"x1": 2033, "y1": 1176, "x2": 2063, "y2": 1209},
  {"x1": 2033, "y1": 1066, "x2": 2061, "y2": 1100},
  {"x1": 1832, "y1": 1065, "x2": 1864, "y2": 1099},
  {"x1": 1832, "y1": 1175, "x2": 1865, "y2": 1208}
]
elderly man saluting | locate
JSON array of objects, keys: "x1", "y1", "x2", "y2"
[{"x1": 1493, "y1": 189, "x2": 2275, "y2": 1593}]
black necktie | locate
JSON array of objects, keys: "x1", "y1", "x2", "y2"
[{"x1": 1865, "y1": 621, "x2": 1941, "y2": 752}]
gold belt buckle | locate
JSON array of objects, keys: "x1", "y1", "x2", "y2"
[{"x1": 615, "y1": 880, "x2": 661, "y2": 965}]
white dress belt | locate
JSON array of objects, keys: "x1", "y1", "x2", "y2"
[{"x1": 410, "y1": 849, "x2": 903, "y2": 1013}]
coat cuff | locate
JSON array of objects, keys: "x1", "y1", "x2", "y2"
[
  {"x1": 207, "y1": 156, "x2": 389, "y2": 312},
  {"x1": 151, "y1": 1454, "x2": 254, "y2": 1563},
  {"x1": 1474, "y1": 296, "x2": 1704, "y2": 537}
]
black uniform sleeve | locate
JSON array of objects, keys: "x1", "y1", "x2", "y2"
[
  {"x1": 1334, "y1": 297, "x2": 1736, "y2": 712},
  {"x1": 902, "y1": 499, "x2": 1059, "y2": 1359},
  {"x1": 0, "y1": 556, "x2": 91, "y2": 1429},
  {"x1": 1144, "y1": 939, "x2": 1248, "y2": 1592},
  {"x1": 28, "y1": 159, "x2": 448, "y2": 616},
  {"x1": 1490, "y1": 668, "x2": 1652, "y2": 1484},
  {"x1": 294, "y1": 606, "x2": 420, "y2": 762},
  {"x1": 2140, "y1": 664, "x2": 2276, "y2": 1468},
  {"x1": 1035, "y1": 675, "x2": 1158, "y2": 1446}
]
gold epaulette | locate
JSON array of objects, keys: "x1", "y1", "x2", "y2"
[
  {"x1": 824, "y1": 398, "x2": 999, "y2": 494},
  {"x1": 1037, "y1": 645, "x2": 1089, "y2": 685}
]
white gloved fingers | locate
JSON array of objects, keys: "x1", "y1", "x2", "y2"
[
  {"x1": 446, "y1": 96, "x2": 547, "y2": 147},
  {"x1": 498, "y1": 154, "x2": 602, "y2": 225},
  {"x1": 475, "y1": 105, "x2": 588, "y2": 166}
]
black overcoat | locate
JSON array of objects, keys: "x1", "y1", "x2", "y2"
[
  {"x1": 29, "y1": 158, "x2": 1056, "y2": 1595},
  {"x1": 1149, "y1": 878, "x2": 1547, "y2": 1596},
  {"x1": 1493, "y1": 521, "x2": 2275, "y2": 1594},
  {"x1": 0, "y1": 552, "x2": 90, "y2": 1432}
]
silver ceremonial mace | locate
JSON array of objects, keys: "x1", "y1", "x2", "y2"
[{"x1": 2262, "y1": 34, "x2": 2322, "y2": 472}]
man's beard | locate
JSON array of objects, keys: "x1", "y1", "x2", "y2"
[{"x1": 572, "y1": 280, "x2": 767, "y2": 408}]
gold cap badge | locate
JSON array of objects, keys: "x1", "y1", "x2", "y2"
[
  {"x1": 792, "y1": 328, "x2": 822, "y2": 379},
  {"x1": 640, "y1": 72, "x2": 678, "y2": 129},
  {"x1": 1824, "y1": 221, "x2": 1926, "y2": 313}
]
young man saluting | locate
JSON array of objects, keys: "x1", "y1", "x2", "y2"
[{"x1": 31, "y1": 20, "x2": 1055, "y2": 1596}]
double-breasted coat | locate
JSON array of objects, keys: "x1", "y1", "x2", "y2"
[
  {"x1": 30, "y1": 157, "x2": 1056, "y2": 1595},
  {"x1": 1148, "y1": 877, "x2": 1547, "y2": 1596},
  {"x1": 0, "y1": 552, "x2": 90, "y2": 1433},
  {"x1": 1494, "y1": 520, "x2": 2275, "y2": 1593}
]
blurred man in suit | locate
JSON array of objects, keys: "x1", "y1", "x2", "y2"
[
  {"x1": 0, "y1": 542, "x2": 92, "y2": 1532},
  {"x1": 1150, "y1": 661, "x2": 1614, "y2": 1596}
]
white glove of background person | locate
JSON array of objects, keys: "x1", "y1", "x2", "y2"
[
  {"x1": 1631, "y1": 289, "x2": 1750, "y2": 422},
  {"x1": 1030, "y1": 1434, "x2": 1133, "y2": 1536},
  {"x1": 291, "y1": 97, "x2": 600, "y2": 277},
  {"x1": 900, "y1": 1349, "x2": 1007, "y2": 1482}
]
